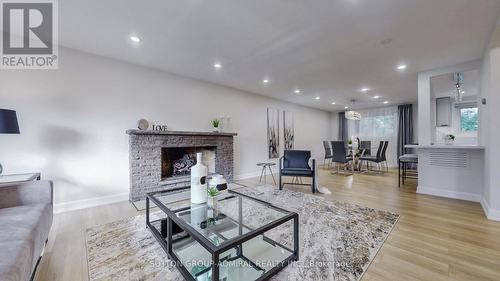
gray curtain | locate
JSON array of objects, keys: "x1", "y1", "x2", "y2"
[
  {"x1": 338, "y1": 112, "x2": 348, "y2": 143},
  {"x1": 398, "y1": 104, "x2": 413, "y2": 157}
]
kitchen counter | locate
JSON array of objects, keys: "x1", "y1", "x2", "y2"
[
  {"x1": 405, "y1": 144, "x2": 484, "y2": 149},
  {"x1": 404, "y1": 144, "x2": 484, "y2": 203}
]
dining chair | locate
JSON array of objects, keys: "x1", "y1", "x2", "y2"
[
  {"x1": 359, "y1": 141, "x2": 371, "y2": 156},
  {"x1": 380, "y1": 141, "x2": 389, "y2": 172},
  {"x1": 360, "y1": 141, "x2": 386, "y2": 173},
  {"x1": 322, "y1": 141, "x2": 333, "y2": 168},
  {"x1": 331, "y1": 141, "x2": 354, "y2": 175}
]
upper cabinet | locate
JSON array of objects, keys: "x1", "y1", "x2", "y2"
[{"x1": 436, "y1": 97, "x2": 451, "y2": 127}]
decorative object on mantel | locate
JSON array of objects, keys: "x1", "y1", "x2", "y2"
[
  {"x1": 85, "y1": 185, "x2": 399, "y2": 281},
  {"x1": 444, "y1": 134, "x2": 455, "y2": 145},
  {"x1": 219, "y1": 115, "x2": 231, "y2": 132},
  {"x1": 211, "y1": 119, "x2": 220, "y2": 132},
  {"x1": 190, "y1": 152, "x2": 207, "y2": 204},
  {"x1": 137, "y1": 119, "x2": 149, "y2": 130},
  {"x1": 283, "y1": 110, "x2": 294, "y2": 150},
  {"x1": 0, "y1": 109, "x2": 20, "y2": 176},
  {"x1": 151, "y1": 124, "x2": 168, "y2": 131},
  {"x1": 267, "y1": 108, "x2": 280, "y2": 158}
]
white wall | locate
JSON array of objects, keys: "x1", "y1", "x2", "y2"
[
  {"x1": 480, "y1": 21, "x2": 500, "y2": 221},
  {"x1": 0, "y1": 47, "x2": 331, "y2": 205}
]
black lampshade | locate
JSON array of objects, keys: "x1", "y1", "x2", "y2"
[{"x1": 0, "y1": 109, "x2": 20, "y2": 134}]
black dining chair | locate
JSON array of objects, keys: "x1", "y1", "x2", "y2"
[
  {"x1": 323, "y1": 141, "x2": 333, "y2": 168},
  {"x1": 380, "y1": 141, "x2": 389, "y2": 172},
  {"x1": 359, "y1": 140, "x2": 372, "y2": 156},
  {"x1": 331, "y1": 141, "x2": 354, "y2": 175},
  {"x1": 279, "y1": 150, "x2": 316, "y2": 193},
  {"x1": 360, "y1": 141, "x2": 386, "y2": 173}
]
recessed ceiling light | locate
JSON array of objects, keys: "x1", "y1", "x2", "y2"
[
  {"x1": 129, "y1": 36, "x2": 140, "y2": 43},
  {"x1": 262, "y1": 79, "x2": 270, "y2": 84},
  {"x1": 373, "y1": 95, "x2": 380, "y2": 99},
  {"x1": 331, "y1": 102, "x2": 336, "y2": 105},
  {"x1": 380, "y1": 38, "x2": 393, "y2": 45},
  {"x1": 315, "y1": 96, "x2": 320, "y2": 100},
  {"x1": 213, "y1": 62, "x2": 222, "y2": 69},
  {"x1": 360, "y1": 88, "x2": 370, "y2": 93},
  {"x1": 383, "y1": 101, "x2": 389, "y2": 104},
  {"x1": 345, "y1": 106, "x2": 349, "y2": 109},
  {"x1": 294, "y1": 89, "x2": 301, "y2": 94},
  {"x1": 397, "y1": 64, "x2": 407, "y2": 70}
]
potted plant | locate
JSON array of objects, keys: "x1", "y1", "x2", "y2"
[
  {"x1": 211, "y1": 119, "x2": 220, "y2": 132},
  {"x1": 207, "y1": 186, "x2": 218, "y2": 209},
  {"x1": 444, "y1": 134, "x2": 455, "y2": 145}
]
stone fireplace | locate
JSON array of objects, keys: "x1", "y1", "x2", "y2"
[{"x1": 127, "y1": 130, "x2": 236, "y2": 202}]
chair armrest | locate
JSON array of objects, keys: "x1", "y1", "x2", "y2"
[
  {"x1": 0, "y1": 180, "x2": 53, "y2": 209},
  {"x1": 279, "y1": 156, "x2": 284, "y2": 169},
  {"x1": 311, "y1": 159, "x2": 316, "y2": 171}
]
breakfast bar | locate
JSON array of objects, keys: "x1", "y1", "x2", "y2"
[{"x1": 405, "y1": 144, "x2": 485, "y2": 202}]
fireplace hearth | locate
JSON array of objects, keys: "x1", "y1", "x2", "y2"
[{"x1": 127, "y1": 130, "x2": 236, "y2": 201}]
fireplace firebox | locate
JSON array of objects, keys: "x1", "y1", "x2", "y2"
[{"x1": 161, "y1": 146, "x2": 216, "y2": 180}]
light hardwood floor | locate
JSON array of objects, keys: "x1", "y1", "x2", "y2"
[{"x1": 35, "y1": 168, "x2": 500, "y2": 281}]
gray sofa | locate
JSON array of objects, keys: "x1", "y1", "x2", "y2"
[{"x1": 0, "y1": 181, "x2": 53, "y2": 281}]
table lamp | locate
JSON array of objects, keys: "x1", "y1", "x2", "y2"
[{"x1": 0, "y1": 109, "x2": 20, "y2": 176}]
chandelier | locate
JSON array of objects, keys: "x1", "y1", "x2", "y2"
[
  {"x1": 346, "y1": 110, "x2": 362, "y2": 120},
  {"x1": 345, "y1": 99, "x2": 362, "y2": 120},
  {"x1": 453, "y1": 72, "x2": 465, "y2": 102}
]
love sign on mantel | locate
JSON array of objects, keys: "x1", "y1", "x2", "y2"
[{"x1": 152, "y1": 124, "x2": 168, "y2": 131}]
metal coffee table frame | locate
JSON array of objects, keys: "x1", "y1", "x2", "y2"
[{"x1": 146, "y1": 186, "x2": 299, "y2": 281}]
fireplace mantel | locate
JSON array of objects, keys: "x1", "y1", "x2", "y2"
[{"x1": 126, "y1": 129, "x2": 237, "y2": 137}]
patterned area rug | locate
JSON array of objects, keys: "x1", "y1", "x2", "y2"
[{"x1": 85, "y1": 186, "x2": 399, "y2": 281}]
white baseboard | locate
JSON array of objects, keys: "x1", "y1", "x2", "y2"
[
  {"x1": 480, "y1": 198, "x2": 500, "y2": 221},
  {"x1": 54, "y1": 192, "x2": 129, "y2": 214},
  {"x1": 235, "y1": 168, "x2": 278, "y2": 181},
  {"x1": 417, "y1": 186, "x2": 481, "y2": 202}
]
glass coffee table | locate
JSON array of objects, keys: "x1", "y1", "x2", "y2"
[{"x1": 146, "y1": 186, "x2": 299, "y2": 281}]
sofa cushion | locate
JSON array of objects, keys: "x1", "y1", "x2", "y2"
[
  {"x1": 0, "y1": 204, "x2": 52, "y2": 281},
  {"x1": 281, "y1": 168, "x2": 314, "y2": 176}
]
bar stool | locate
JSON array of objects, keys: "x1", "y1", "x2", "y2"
[
  {"x1": 398, "y1": 154, "x2": 418, "y2": 187},
  {"x1": 256, "y1": 162, "x2": 277, "y2": 186}
]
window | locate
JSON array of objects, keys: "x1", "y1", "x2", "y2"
[
  {"x1": 460, "y1": 107, "x2": 478, "y2": 132},
  {"x1": 357, "y1": 114, "x2": 396, "y2": 138}
]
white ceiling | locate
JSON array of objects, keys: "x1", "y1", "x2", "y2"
[{"x1": 58, "y1": 0, "x2": 500, "y2": 111}]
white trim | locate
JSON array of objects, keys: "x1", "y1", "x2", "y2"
[
  {"x1": 235, "y1": 168, "x2": 278, "y2": 181},
  {"x1": 54, "y1": 192, "x2": 128, "y2": 214},
  {"x1": 480, "y1": 198, "x2": 500, "y2": 221},
  {"x1": 417, "y1": 185, "x2": 481, "y2": 202}
]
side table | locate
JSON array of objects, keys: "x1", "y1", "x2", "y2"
[
  {"x1": 0, "y1": 173, "x2": 41, "y2": 184},
  {"x1": 256, "y1": 162, "x2": 277, "y2": 186}
]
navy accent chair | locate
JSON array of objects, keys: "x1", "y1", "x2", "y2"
[{"x1": 279, "y1": 150, "x2": 316, "y2": 193}]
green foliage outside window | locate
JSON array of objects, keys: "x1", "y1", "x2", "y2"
[{"x1": 460, "y1": 107, "x2": 478, "y2": 132}]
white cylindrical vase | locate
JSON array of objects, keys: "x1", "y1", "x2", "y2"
[{"x1": 190, "y1": 152, "x2": 208, "y2": 204}]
